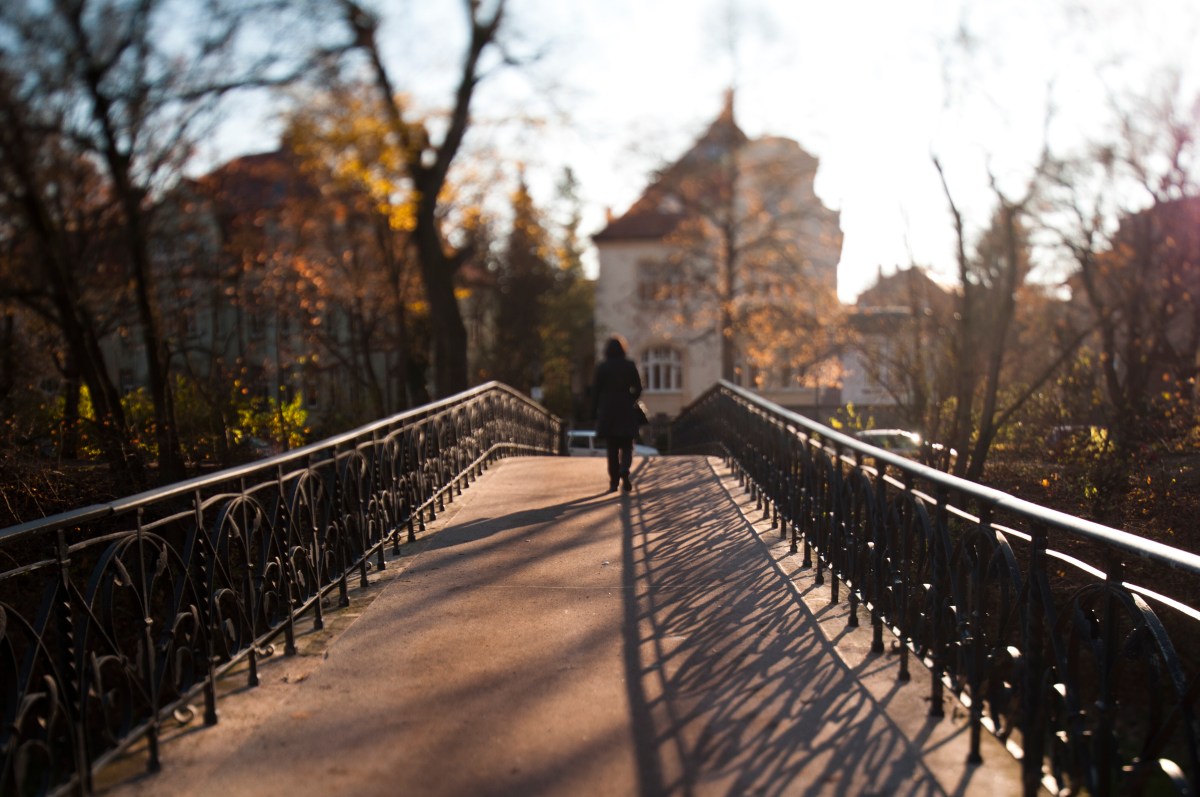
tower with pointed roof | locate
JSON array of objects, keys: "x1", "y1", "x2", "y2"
[{"x1": 593, "y1": 96, "x2": 843, "y2": 422}]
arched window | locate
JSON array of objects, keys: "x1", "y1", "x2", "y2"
[{"x1": 640, "y1": 347, "x2": 682, "y2": 393}]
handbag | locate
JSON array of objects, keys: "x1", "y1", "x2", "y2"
[{"x1": 635, "y1": 400, "x2": 649, "y2": 426}]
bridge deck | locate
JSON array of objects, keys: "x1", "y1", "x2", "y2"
[{"x1": 97, "y1": 455, "x2": 1023, "y2": 797}]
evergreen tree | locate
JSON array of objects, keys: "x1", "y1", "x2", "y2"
[
  {"x1": 491, "y1": 174, "x2": 556, "y2": 393},
  {"x1": 539, "y1": 168, "x2": 595, "y2": 421}
]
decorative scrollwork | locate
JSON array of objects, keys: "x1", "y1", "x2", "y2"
[{"x1": 1, "y1": 598, "x2": 81, "y2": 797}]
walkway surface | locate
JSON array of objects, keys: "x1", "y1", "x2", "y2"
[{"x1": 96, "y1": 455, "x2": 1024, "y2": 797}]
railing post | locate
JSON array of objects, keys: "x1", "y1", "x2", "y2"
[
  {"x1": 928, "y1": 486, "x2": 949, "y2": 719},
  {"x1": 239, "y1": 477, "x2": 263, "y2": 687},
  {"x1": 55, "y1": 528, "x2": 93, "y2": 794},
  {"x1": 828, "y1": 449, "x2": 842, "y2": 606},
  {"x1": 309, "y1": 463, "x2": 326, "y2": 633},
  {"x1": 134, "y1": 508, "x2": 162, "y2": 773},
  {"x1": 870, "y1": 468, "x2": 886, "y2": 655},
  {"x1": 1095, "y1": 553, "x2": 1124, "y2": 797},
  {"x1": 897, "y1": 472, "x2": 913, "y2": 683},
  {"x1": 787, "y1": 441, "x2": 801, "y2": 555},
  {"x1": 277, "y1": 465, "x2": 298, "y2": 657},
  {"x1": 1022, "y1": 522, "x2": 1049, "y2": 795},
  {"x1": 192, "y1": 490, "x2": 221, "y2": 723}
]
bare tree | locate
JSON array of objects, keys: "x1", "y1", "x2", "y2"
[
  {"x1": 933, "y1": 154, "x2": 1092, "y2": 480},
  {"x1": 284, "y1": 81, "x2": 439, "y2": 410},
  {"x1": 1, "y1": 0, "x2": 308, "y2": 480},
  {"x1": 0, "y1": 71, "x2": 139, "y2": 474},
  {"x1": 1044, "y1": 80, "x2": 1200, "y2": 519},
  {"x1": 338, "y1": 0, "x2": 508, "y2": 397},
  {"x1": 847, "y1": 266, "x2": 957, "y2": 436}
]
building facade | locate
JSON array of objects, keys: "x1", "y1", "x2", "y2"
[{"x1": 593, "y1": 95, "x2": 843, "y2": 420}]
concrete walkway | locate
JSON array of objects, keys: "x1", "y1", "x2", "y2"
[{"x1": 97, "y1": 455, "x2": 1024, "y2": 797}]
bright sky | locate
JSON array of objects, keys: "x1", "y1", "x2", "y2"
[{"x1": 209, "y1": 0, "x2": 1200, "y2": 303}]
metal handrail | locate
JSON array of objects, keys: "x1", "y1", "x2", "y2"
[
  {"x1": 0, "y1": 381, "x2": 550, "y2": 543},
  {"x1": 709, "y1": 381, "x2": 1200, "y2": 575},
  {"x1": 0, "y1": 382, "x2": 562, "y2": 796},
  {"x1": 672, "y1": 380, "x2": 1199, "y2": 797}
]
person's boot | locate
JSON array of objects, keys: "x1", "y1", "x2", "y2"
[
  {"x1": 608, "y1": 478, "x2": 619, "y2": 493},
  {"x1": 621, "y1": 470, "x2": 632, "y2": 492}
]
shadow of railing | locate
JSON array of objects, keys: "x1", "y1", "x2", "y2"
[
  {"x1": 671, "y1": 381, "x2": 1200, "y2": 796},
  {"x1": 619, "y1": 456, "x2": 959, "y2": 796},
  {"x1": 0, "y1": 382, "x2": 561, "y2": 797}
]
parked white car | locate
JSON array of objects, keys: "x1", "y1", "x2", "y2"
[
  {"x1": 566, "y1": 430, "x2": 658, "y2": 457},
  {"x1": 853, "y1": 429, "x2": 922, "y2": 455},
  {"x1": 853, "y1": 428, "x2": 956, "y2": 467}
]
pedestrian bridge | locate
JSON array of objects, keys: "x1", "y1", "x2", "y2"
[{"x1": 2, "y1": 383, "x2": 1198, "y2": 796}]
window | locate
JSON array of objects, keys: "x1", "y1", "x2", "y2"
[
  {"x1": 180, "y1": 307, "x2": 200, "y2": 340},
  {"x1": 637, "y1": 260, "x2": 684, "y2": 303},
  {"x1": 640, "y1": 347, "x2": 682, "y2": 393},
  {"x1": 305, "y1": 372, "x2": 320, "y2": 409},
  {"x1": 247, "y1": 307, "x2": 266, "y2": 340}
]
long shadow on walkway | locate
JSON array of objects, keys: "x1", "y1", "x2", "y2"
[{"x1": 621, "y1": 457, "x2": 947, "y2": 797}]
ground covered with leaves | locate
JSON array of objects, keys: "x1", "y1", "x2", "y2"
[
  {"x1": 983, "y1": 450, "x2": 1200, "y2": 553},
  {"x1": 0, "y1": 455, "x2": 127, "y2": 529}
]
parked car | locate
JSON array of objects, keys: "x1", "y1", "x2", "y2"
[
  {"x1": 853, "y1": 429, "x2": 957, "y2": 468},
  {"x1": 853, "y1": 429, "x2": 922, "y2": 455},
  {"x1": 1047, "y1": 424, "x2": 1109, "y2": 455},
  {"x1": 566, "y1": 430, "x2": 659, "y2": 457}
]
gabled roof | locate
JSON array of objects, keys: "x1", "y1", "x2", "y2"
[
  {"x1": 594, "y1": 92, "x2": 747, "y2": 243},
  {"x1": 194, "y1": 149, "x2": 318, "y2": 218},
  {"x1": 855, "y1": 266, "x2": 954, "y2": 312}
]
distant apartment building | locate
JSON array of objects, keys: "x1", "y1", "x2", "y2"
[
  {"x1": 105, "y1": 148, "x2": 495, "y2": 432},
  {"x1": 593, "y1": 94, "x2": 844, "y2": 421},
  {"x1": 841, "y1": 266, "x2": 955, "y2": 427}
]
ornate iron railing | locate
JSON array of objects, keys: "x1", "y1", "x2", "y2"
[
  {"x1": 672, "y1": 381, "x2": 1200, "y2": 797},
  {"x1": 0, "y1": 382, "x2": 561, "y2": 796}
]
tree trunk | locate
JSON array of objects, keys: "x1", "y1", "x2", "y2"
[
  {"x1": 377, "y1": 217, "x2": 412, "y2": 412},
  {"x1": 414, "y1": 208, "x2": 469, "y2": 396},
  {"x1": 126, "y1": 205, "x2": 186, "y2": 481},
  {"x1": 60, "y1": 356, "x2": 81, "y2": 461},
  {"x1": 348, "y1": 0, "x2": 503, "y2": 399},
  {"x1": 427, "y1": 275, "x2": 470, "y2": 396},
  {"x1": 0, "y1": 313, "x2": 14, "y2": 425},
  {"x1": 0, "y1": 100, "x2": 140, "y2": 478},
  {"x1": 72, "y1": 15, "x2": 186, "y2": 482}
]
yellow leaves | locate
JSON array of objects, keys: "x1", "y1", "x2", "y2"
[
  {"x1": 385, "y1": 200, "x2": 416, "y2": 232},
  {"x1": 285, "y1": 83, "x2": 427, "y2": 232}
]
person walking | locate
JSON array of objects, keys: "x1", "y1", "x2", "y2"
[{"x1": 592, "y1": 335, "x2": 643, "y2": 493}]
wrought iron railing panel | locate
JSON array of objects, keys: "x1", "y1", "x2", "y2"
[
  {"x1": 672, "y1": 381, "x2": 1200, "y2": 796},
  {"x1": 0, "y1": 382, "x2": 560, "y2": 796}
]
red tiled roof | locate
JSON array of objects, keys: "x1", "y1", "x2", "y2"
[
  {"x1": 594, "y1": 94, "x2": 747, "y2": 243},
  {"x1": 593, "y1": 208, "x2": 685, "y2": 241},
  {"x1": 196, "y1": 149, "x2": 318, "y2": 217}
]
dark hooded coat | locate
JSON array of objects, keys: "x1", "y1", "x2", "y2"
[{"x1": 593, "y1": 353, "x2": 643, "y2": 439}]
